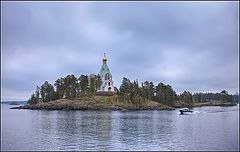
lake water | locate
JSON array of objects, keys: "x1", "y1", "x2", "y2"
[{"x1": 1, "y1": 104, "x2": 239, "y2": 151}]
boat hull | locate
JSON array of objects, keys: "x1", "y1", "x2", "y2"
[{"x1": 179, "y1": 109, "x2": 193, "y2": 114}]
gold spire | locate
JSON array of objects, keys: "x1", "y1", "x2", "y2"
[{"x1": 102, "y1": 53, "x2": 107, "y2": 63}]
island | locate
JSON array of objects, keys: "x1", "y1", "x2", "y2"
[
  {"x1": 11, "y1": 54, "x2": 238, "y2": 111},
  {"x1": 9, "y1": 101, "x2": 20, "y2": 105},
  {"x1": 11, "y1": 95, "x2": 237, "y2": 111}
]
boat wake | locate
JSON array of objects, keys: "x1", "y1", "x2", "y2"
[{"x1": 193, "y1": 111, "x2": 200, "y2": 114}]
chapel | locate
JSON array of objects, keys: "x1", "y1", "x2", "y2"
[{"x1": 97, "y1": 53, "x2": 115, "y2": 92}]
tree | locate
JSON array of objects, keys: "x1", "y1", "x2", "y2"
[
  {"x1": 232, "y1": 92, "x2": 239, "y2": 103},
  {"x1": 35, "y1": 86, "x2": 40, "y2": 99},
  {"x1": 35, "y1": 86, "x2": 41, "y2": 103},
  {"x1": 119, "y1": 77, "x2": 139, "y2": 102},
  {"x1": 27, "y1": 93, "x2": 37, "y2": 105},
  {"x1": 79, "y1": 75, "x2": 89, "y2": 96},
  {"x1": 62, "y1": 74, "x2": 78, "y2": 99},
  {"x1": 220, "y1": 90, "x2": 233, "y2": 102},
  {"x1": 89, "y1": 75, "x2": 96, "y2": 95},
  {"x1": 155, "y1": 82, "x2": 176, "y2": 106},
  {"x1": 141, "y1": 81, "x2": 155, "y2": 101},
  {"x1": 165, "y1": 85, "x2": 176, "y2": 106},
  {"x1": 87, "y1": 74, "x2": 102, "y2": 95},
  {"x1": 143, "y1": 81, "x2": 150, "y2": 99},
  {"x1": 155, "y1": 82, "x2": 165, "y2": 103},
  {"x1": 149, "y1": 82, "x2": 155, "y2": 100},
  {"x1": 180, "y1": 91, "x2": 194, "y2": 108},
  {"x1": 119, "y1": 77, "x2": 131, "y2": 97},
  {"x1": 54, "y1": 78, "x2": 65, "y2": 99},
  {"x1": 130, "y1": 80, "x2": 139, "y2": 102},
  {"x1": 40, "y1": 81, "x2": 56, "y2": 102},
  {"x1": 95, "y1": 74, "x2": 102, "y2": 92}
]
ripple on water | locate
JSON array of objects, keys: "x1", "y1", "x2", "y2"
[{"x1": 1, "y1": 105, "x2": 239, "y2": 151}]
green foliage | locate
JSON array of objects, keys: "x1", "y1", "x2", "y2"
[
  {"x1": 232, "y1": 92, "x2": 239, "y2": 103},
  {"x1": 118, "y1": 77, "x2": 177, "y2": 105},
  {"x1": 95, "y1": 75, "x2": 102, "y2": 92},
  {"x1": 63, "y1": 74, "x2": 78, "y2": 99},
  {"x1": 27, "y1": 73, "x2": 236, "y2": 107},
  {"x1": 155, "y1": 82, "x2": 176, "y2": 106},
  {"x1": 118, "y1": 77, "x2": 144, "y2": 103},
  {"x1": 40, "y1": 81, "x2": 56, "y2": 102},
  {"x1": 28, "y1": 73, "x2": 104, "y2": 104},
  {"x1": 180, "y1": 91, "x2": 194, "y2": 108},
  {"x1": 35, "y1": 86, "x2": 40, "y2": 99},
  {"x1": 149, "y1": 82, "x2": 155, "y2": 100},
  {"x1": 79, "y1": 75, "x2": 89, "y2": 95},
  {"x1": 27, "y1": 94, "x2": 38, "y2": 105},
  {"x1": 27, "y1": 86, "x2": 41, "y2": 104},
  {"x1": 142, "y1": 81, "x2": 150, "y2": 100},
  {"x1": 193, "y1": 90, "x2": 234, "y2": 103},
  {"x1": 119, "y1": 77, "x2": 131, "y2": 97},
  {"x1": 89, "y1": 76, "x2": 95, "y2": 95},
  {"x1": 54, "y1": 78, "x2": 65, "y2": 99},
  {"x1": 89, "y1": 74, "x2": 103, "y2": 95}
]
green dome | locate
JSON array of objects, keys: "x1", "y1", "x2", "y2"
[{"x1": 99, "y1": 63, "x2": 111, "y2": 76}]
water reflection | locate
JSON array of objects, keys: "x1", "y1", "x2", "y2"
[
  {"x1": 79, "y1": 111, "x2": 112, "y2": 150},
  {"x1": 2, "y1": 105, "x2": 239, "y2": 151},
  {"x1": 118, "y1": 111, "x2": 176, "y2": 150}
]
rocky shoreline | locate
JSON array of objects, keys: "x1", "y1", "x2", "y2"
[{"x1": 10, "y1": 104, "x2": 175, "y2": 111}]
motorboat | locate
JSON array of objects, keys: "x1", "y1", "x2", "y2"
[{"x1": 179, "y1": 108, "x2": 193, "y2": 114}]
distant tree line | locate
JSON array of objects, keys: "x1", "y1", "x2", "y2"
[
  {"x1": 27, "y1": 74, "x2": 102, "y2": 104},
  {"x1": 193, "y1": 90, "x2": 236, "y2": 103},
  {"x1": 232, "y1": 93, "x2": 239, "y2": 103},
  {"x1": 28, "y1": 75, "x2": 239, "y2": 107}
]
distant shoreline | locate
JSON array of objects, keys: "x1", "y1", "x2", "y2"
[
  {"x1": 9, "y1": 96, "x2": 237, "y2": 111},
  {"x1": 193, "y1": 101, "x2": 237, "y2": 107}
]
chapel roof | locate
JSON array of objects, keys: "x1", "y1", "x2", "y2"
[{"x1": 99, "y1": 53, "x2": 111, "y2": 76}]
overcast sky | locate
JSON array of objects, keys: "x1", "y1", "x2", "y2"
[{"x1": 2, "y1": 2, "x2": 239, "y2": 101}]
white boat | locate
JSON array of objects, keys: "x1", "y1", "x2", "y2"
[{"x1": 179, "y1": 108, "x2": 193, "y2": 114}]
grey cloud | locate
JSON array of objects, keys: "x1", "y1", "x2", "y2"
[{"x1": 2, "y1": 2, "x2": 238, "y2": 100}]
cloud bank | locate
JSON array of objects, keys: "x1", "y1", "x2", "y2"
[{"x1": 2, "y1": 2, "x2": 238, "y2": 100}]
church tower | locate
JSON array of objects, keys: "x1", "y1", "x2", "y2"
[{"x1": 97, "y1": 53, "x2": 115, "y2": 92}]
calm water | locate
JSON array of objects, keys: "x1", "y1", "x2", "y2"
[{"x1": 1, "y1": 104, "x2": 239, "y2": 151}]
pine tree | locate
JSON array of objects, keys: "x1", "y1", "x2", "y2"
[
  {"x1": 40, "y1": 81, "x2": 55, "y2": 102},
  {"x1": 79, "y1": 75, "x2": 89, "y2": 96}
]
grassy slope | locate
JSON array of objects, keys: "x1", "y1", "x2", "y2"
[{"x1": 12, "y1": 95, "x2": 174, "y2": 110}]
